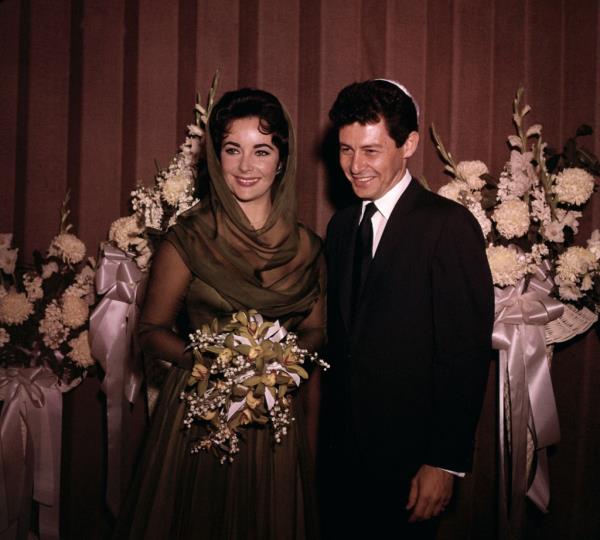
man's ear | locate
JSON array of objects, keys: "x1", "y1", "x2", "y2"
[{"x1": 402, "y1": 131, "x2": 420, "y2": 158}]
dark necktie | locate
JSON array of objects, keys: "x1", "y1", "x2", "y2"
[{"x1": 351, "y1": 202, "x2": 378, "y2": 318}]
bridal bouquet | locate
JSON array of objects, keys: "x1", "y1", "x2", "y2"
[
  {"x1": 0, "y1": 194, "x2": 96, "y2": 382},
  {"x1": 181, "y1": 310, "x2": 329, "y2": 463}
]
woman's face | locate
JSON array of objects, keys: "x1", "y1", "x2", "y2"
[{"x1": 220, "y1": 116, "x2": 280, "y2": 207}]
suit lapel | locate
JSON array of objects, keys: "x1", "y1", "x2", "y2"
[
  {"x1": 354, "y1": 178, "x2": 426, "y2": 323},
  {"x1": 338, "y1": 205, "x2": 361, "y2": 331}
]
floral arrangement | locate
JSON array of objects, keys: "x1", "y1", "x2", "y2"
[
  {"x1": 180, "y1": 310, "x2": 329, "y2": 463},
  {"x1": 434, "y1": 87, "x2": 600, "y2": 315},
  {"x1": 0, "y1": 194, "x2": 96, "y2": 383},
  {"x1": 107, "y1": 72, "x2": 220, "y2": 270}
]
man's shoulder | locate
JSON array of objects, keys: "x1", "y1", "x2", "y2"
[
  {"x1": 416, "y1": 186, "x2": 478, "y2": 224},
  {"x1": 326, "y1": 204, "x2": 360, "y2": 235}
]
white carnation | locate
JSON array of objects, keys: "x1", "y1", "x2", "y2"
[
  {"x1": 48, "y1": 233, "x2": 86, "y2": 264},
  {"x1": 586, "y1": 230, "x2": 600, "y2": 260},
  {"x1": 438, "y1": 180, "x2": 469, "y2": 203},
  {"x1": 67, "y1": 331, "x2": 94, "y2": 367},
  {"x1": 0, "y1": 291, "x2": 34, "y2": 325},
  {"x1": 492, "y1": 199, "x2": 530, "y2": 239},
  {"x1": 553, "y1": 167, "x2": 595, "y2": 205},
  {"x1": 62, "y1": 294, "x2": 89, "y2": 329},
  {"x1": 486, "y1": 245, "x2": 528, "y2": 287},
  {"x1": 0, "y1": 327, "x2": 9, "y2": 347},
  {"x1": 456, "y1": 161, "x2": 488, "y2": 190}
]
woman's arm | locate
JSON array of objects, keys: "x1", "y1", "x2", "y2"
[{"x1": 138, "y1": 240, "x2": 195, "y2": 370}]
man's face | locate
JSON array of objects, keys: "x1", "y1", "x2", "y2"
[{"x1": 338, "y1": 120, "x2": 418, "y2": 200}]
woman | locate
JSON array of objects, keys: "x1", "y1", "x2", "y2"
[{"x1": 115, "y1": 89, "x2": 324, "y2": 539}]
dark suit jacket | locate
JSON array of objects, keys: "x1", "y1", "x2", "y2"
[{"x1": 323, "y1": 178, "x2": 494, "y2": 491}]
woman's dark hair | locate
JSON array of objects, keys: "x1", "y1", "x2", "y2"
[
  {"x1": 328, "y1": 80, "x2": 418, "y2": 147},
  {"x1": 210, "y1": 88, "x2": 289, "y2": 165}
]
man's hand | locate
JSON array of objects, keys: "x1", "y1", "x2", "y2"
[{"x1": 406, "y1": 465, "x2": 454, "y2": 522}]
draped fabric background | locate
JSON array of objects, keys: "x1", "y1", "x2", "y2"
[{"x1": 1, "y1": 0, "x2": 599, "y2": 538}]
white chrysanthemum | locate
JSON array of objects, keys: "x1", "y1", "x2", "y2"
[
  {"x1": 492, "y1": 199, "x2": 530, "y2": 239},
  {"x1": 587, "y1": 229, "x2": 600, "y2": 260},
  {"x1": 467, "y1": 203, "x2": 492, "y2": 237},
  {"x1": 42, "y1": 261, "x2": 59, "y2": 279},
  {"x1": 556, "y1": 246, "x2": 598, "y2": 283},
  {"x1": 67, "y1": 331, "x2": 94, "y2": 367},
  {"x1": 23, "y1": 274, "x2": 44, "y2": 302},
  {"x1": 162, "y1": 173, "x2": 192, "y2": 206},
  {"x1": 0, "y1": 291, "x2": 34, "y2": 325},
  {"x1": 438, "y1": 180, "x2": 469, "y2": 203},
  {"x1": 62, "y1": 294, "x2": 89, "y2": 329},
  {"x1": 39, "y1": 301, "x2": 69, "y2": 350},
  {"x1": 48, "y1": 233, "x2": 86, "y2": 264},
  {"x1": 456, "y1": 161, "x2": 488, "y2": 190},
  {"x1": 553, "y1": 167, "x2": 595, "y2": 205},
  {"x1": 109, "y1": 215, "x2": 144, "y2": 253},
  {"x1": 0, "y1": 327, "x2": 9, "y2": 347},
  {"x1": 486, "y1": 245, "x2": 528, "y2": 287}
]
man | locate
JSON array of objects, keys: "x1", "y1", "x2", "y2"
[{"x1": 321, "y1": 79, "x2": 494, "y2": 538}]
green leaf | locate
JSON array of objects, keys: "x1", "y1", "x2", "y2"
[
  {"x1": 286, "y1": 365, "x2": 309, "y2": 379},
  {"x1": 196, "y1": 379, "x2": 208, "y2": 396},
  {"x1": 242, "y1": 376, "x2": 262, "y2": 387}
]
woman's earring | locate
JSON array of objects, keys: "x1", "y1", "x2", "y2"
[{"x1": 276, "y1": 163, "x2": 283, "y2": 174}]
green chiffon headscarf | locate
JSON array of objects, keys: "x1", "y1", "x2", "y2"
[{"x1": 167, "y1": 94, "x2": 322, "y2": 320}]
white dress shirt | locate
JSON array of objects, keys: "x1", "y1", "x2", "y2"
[
  {"x1": 358, "y1": 170, "x2": 412, "y2": 257},
  {"x1": 358, "y1": 170, "x2": 465, "y2": 477}
]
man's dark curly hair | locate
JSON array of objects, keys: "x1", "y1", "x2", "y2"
[
  {"x1": 210, "y1": 88, "x2": 289, "y2": 164},
  {"x1": 328, "y1": 80, "x2": 418, "y2": 147}
]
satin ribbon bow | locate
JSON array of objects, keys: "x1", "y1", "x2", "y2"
[
  {"x1": 492, "y1": 263, "x2": 563, "y2": 539},
  {"x1": 0, "y1": 366, "x2": 63, "y2": 540},
  {"x1": 89, "y1": 245, "x2": 146, "y2": 515}
]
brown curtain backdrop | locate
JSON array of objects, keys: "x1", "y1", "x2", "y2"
[{"x1": 1, "y1": 0, "x2": 599, "y2": 538}]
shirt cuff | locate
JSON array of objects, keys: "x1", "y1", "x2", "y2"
[{"x1": 439, "y1": 468, "x2": 465, "y2": 478}]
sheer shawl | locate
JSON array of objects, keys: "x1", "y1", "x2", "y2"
[{"x1": 166, "y1": 104, "x2": 322, "y2": 320}]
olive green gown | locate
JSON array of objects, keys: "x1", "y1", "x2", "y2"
[{"x1": 114, "y1": 238, "x2": 323, "y2": 540}]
